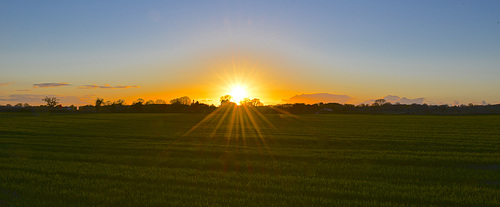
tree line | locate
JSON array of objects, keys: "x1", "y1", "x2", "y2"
[{"x1": 1, "y1": 96, "x2": 500, "y2": 115}]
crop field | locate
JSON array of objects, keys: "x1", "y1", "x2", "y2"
[{"x1": 0, "y1": 112, "x2": 499, "y2": 206}]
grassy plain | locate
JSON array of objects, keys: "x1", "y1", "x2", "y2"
[{"x1": 0, "y1": 112, "x2": 499, "y2": 206}]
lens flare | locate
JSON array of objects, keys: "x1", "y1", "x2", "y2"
[{"x1": 230, "y1": 86, "x2": 247, "y2": 104}]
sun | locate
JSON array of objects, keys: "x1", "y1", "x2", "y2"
[{"x1": 230, "y1": 86, "x2": 247, "y2": 104}]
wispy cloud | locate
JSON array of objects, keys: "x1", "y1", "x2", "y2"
[
  {"x1": 0, "y1": 82, "x2": 14, "y2": 87},
  {"x1": 33, "y1": 83, "x2": 71, "y2": 88},
  {"x1": 283, "y1": 93, "x2": 352, "y2": 104},
  {"x1": 79, "y1": 84, "x2": 140, "y2": 89}
]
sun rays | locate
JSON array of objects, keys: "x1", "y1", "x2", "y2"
[
  {"x1": 179, "y1": 52, "x2": 300, "y2": 164},
  {"x1": 184, "y1": 104, "x2": 273, "y2": 142},
  {"x1": 182, "y1": 103, "x2": 285, "y2": 160},
  {"x1": 180, "y1": 102, "x2": 305, "y2": 175}
]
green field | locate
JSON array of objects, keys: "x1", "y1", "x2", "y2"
[{"x1": 1, "y1": 112, "x2": 499, "y2": 206}]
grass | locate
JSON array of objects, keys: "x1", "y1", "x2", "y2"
[{"x1": 0, "y1": 112, "x2": 499, "y2": 206}]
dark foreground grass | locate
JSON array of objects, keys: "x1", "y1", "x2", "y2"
[{"x1": 0, "y1": 112, "x2": 499, "y2": 206}]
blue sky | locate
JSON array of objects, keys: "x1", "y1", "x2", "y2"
[{"x1": 1, "y1": 0, "x2": 500, "y2": 106}]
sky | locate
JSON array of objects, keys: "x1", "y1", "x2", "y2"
[{"x1": 1, "y1": 0, "x2": 500, "y2": 106}]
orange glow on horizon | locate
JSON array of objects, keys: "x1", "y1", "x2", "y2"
[{"x1": 106, "y1": 51, "x2": 307, "y2": 106}]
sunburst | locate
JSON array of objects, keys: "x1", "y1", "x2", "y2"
[{"x1": 229, "y1": 86, "x2": 247, "y2": 104}]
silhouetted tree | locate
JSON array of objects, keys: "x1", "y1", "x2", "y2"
[
  {"x1": 250, "y1": 98, "x2": 263, "y2": 106},
  {"x1": 240, "y1": 98, "x2": 263, "y2": 106},
  {"x1": 130, "y1": 98, "x2": 145, "y2": 112},
  {"x1": 170, "y1": 96, "x2": 191, "y2": 105},
  {"x1": 113, "y1": 99, "x2": 125, "y2": 106},
  {"x1": 133, "y1": 98, "x2": 145, "y2": 105},
  {"x1": 95, "y1": 98, "x2": 104, "y2": 106},
  {"x1": 240, "y1": 98, "x2": 251, "y2": 106},
  {"x1": 155, "y1": 99, "x2": 166, "y2": 104},
  {"x1": 145, "y1": 100, "x2": 155, "y2": 105},
  {"x1": 373, "y1": 99, "x2": 386, "y2": 106},
  {"x1": 42, "y1": 97, "x2": 59, "y2": 107},
  {"x1": 220, "y1": 95, "x2": 232, "y2": 106},
  {"x1": 94, "y1": 98, "x2": 104, "y2": 112},
  {"x1": 188, "y1": 101, "x2": 214, "y2": 113}
]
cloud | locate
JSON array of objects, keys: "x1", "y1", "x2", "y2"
[
  {"x1": 0, "y1": 82, "x2": 14, "y2": 87},
  {"x1": 283, "y1": 93, "x2": 352, "y2": 104},
  {"x1": 79, "y1": 84, "x2": 140, "y2": 89},
  {"x1": 363, "y1": 95, "x2": 425, "y2": 105},
  {"x1": 33, "y1": 83, "x2": 71, "y2": 88}
]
